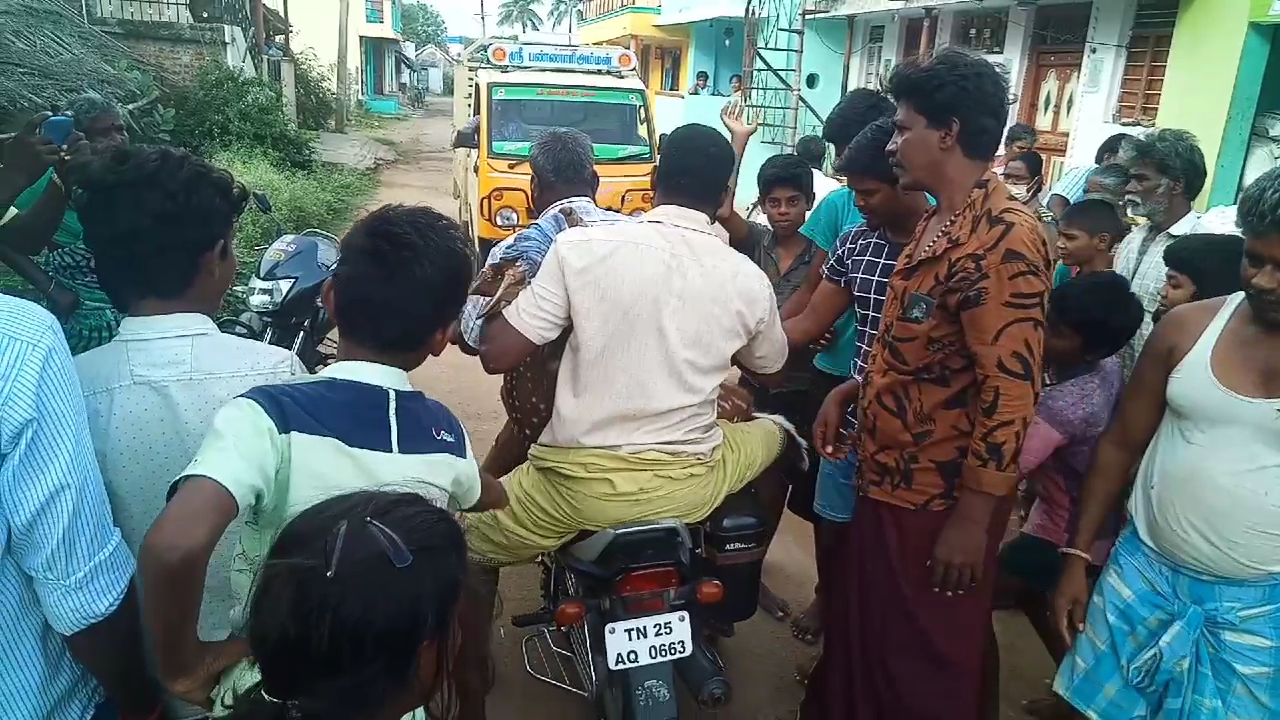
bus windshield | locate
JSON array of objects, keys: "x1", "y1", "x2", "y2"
[{"x1": 486, "y1": 84, "x2": 654, "y2": 163}]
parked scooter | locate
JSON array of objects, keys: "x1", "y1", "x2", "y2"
[
  {"x1": 218, "y1": 192, "x2": 339, "y2": 372},
  {"x1": 511, "y1": 487, "x2": 771, "y2": 719}
]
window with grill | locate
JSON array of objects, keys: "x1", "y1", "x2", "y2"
[
  {"x1": 863, "y1": 25, "x2": 885, "y2": 88},
  {"x1": 953, "y1": 11, "x2": 1008, "y2": 54},
  {"x1": 365, "y1": 0, "x2": 384, "y2": 24},
  {"x1": 661, "y1": 48, "x2": 683, "y2": 92},
  {"x1": 582, "y1": 0, "x2": 636, "y2": 19},
  {"x1": 1115, "y1": 0, "x2": 1178, "y2": 125}
]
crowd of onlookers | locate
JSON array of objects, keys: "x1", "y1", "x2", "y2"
[
  {"x1": 694, "y1": 50, "x2": 1277, "y2": 720},
  {"x1": 3, "y1": 46, "x2": 1280, "y2": 720}
]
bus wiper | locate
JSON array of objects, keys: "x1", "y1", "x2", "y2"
[
  {"x1": 507, "y1": 158, "x2": 529, "y2": 169},
  {"x1": 611, "y1": 147, "x2": 653, "y2": 160}
]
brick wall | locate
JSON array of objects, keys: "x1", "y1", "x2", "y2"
[
  {"x1": 95, "y1": 21, "x2": 231, "y2": 84},
  {"x1": 123, "y1": 35, "x2": 225, "y2": 83}
]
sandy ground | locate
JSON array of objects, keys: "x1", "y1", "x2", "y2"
[{"x1": 358, "y1": 98, "x2": 1057, "y2": 719}]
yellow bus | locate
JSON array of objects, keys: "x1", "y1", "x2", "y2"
[{"x1": 451, "y1": 40, "x2": 657, "y2": 261}]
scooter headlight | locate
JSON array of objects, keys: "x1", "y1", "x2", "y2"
[
  {"x1": 245, "y1": 277, "x2": 296, "y2": 313},
  {"x1": 494, "y1": 206, "x2": 521, "y2": 228}
]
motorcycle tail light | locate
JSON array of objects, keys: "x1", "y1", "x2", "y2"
[
  {"x1": 695, "y1": 579, "x2": 724, "y2": 605},
  {"x1": 614, "y1": 567, "x2": 680, "y2": 615},
  {"x1": 554, "y1": 599, "x2": 587, "y2": 628}
]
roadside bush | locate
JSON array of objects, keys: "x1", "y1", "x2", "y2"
[
  {"x1": 294, "y1": 50, "x2": 337, "y2": 132},
  {"x1": 212, "y1": 147, "x2": 376, "y2": 308},
  {"x1": 169, "y1": 63, "x2": 317, "y2": 170}
]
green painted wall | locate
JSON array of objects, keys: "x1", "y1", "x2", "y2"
[
  {"x1": 1210, "y1": 24, "x2": 1274, "y2": 204},
  {"x1": 1157, "y1": 0, "x2": 1254, "y2": 209}
]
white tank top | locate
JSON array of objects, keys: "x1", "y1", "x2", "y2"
[{"x1": 1129, "y1": 292, "x2": 1280, "y2": 579}]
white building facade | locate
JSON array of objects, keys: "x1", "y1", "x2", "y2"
[{"x1": 821, "y1": 0, "x2": 1177, "y2": 180}]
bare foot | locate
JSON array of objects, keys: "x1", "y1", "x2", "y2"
[
  {"x1": 794, "y1": 651, "x2": 820, "y2": 686},
  {"x1": 790, "y1": 596, "x2": 822, "y2": 645},
  {"x1": 758, "y1": 583, "x2": 791, "y2": 621}
]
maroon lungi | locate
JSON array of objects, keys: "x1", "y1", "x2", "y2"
[{"x1": 800, "y1": 495, "x2": 1012, "y2": 720}]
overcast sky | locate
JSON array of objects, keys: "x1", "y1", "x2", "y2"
[{"x1": 414, "y1": 0, "x2": 553, "y2": 38}]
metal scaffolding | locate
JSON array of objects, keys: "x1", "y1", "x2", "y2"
[{"x1": 741, "y1": 0, "x2": 829, "y2": 152}]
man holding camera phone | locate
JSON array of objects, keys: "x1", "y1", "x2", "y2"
[
  {"x1": 1, "y1": 111, "x2": 163, "y2": 720},
  {"x1": 1, "y1": 111, "x2": 85, "y2": 319},
  {"x1": 2, "y1": 95, "x2": 128, "y2": 354}
]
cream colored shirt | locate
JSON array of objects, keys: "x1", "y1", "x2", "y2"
[{"x1": 503, "y1": 204, "x2": 788, "y2": 456}]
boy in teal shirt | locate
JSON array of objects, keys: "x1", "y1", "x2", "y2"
[
  {"x1": 774, "y1": 88, "x2": 896, "y2": 635},
  {"x1": 798, "y1": 187, "x2": 865, "y2": 380}
]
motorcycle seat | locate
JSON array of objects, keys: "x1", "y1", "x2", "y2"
[{"x1": 560, "y1": 519, "x2": 692, "y2": 568}]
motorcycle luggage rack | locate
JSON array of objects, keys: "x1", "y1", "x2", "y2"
[{"x1": 520, "y1": 627, "x2": 589, "y2": 697}]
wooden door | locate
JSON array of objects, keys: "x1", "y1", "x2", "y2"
[{"x1": 1019, "y1": 49, "x2": 1083, "y2": 185}]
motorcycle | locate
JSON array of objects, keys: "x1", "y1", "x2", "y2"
[
  {"x1": 218, "y1": 192, "x2": 340, "y2": 372},
  {"x1": 510, "y1": 486, "x2": 771, "y2": 719}
]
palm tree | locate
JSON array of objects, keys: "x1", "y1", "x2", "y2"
[
  {"x1": 497, "y1": 0, "x2": 543, "y2": 33},
  {"x1": 547, "y1": 0, "x2": 578, "y2": 34}
]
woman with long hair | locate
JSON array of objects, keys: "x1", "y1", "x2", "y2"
[{"x1": 226, "y1": 491, "x2": 468, "y2": 720}]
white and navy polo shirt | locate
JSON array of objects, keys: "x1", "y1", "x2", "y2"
[{"x1": 174, "y1": 360, "x2": 481, "y2": 626}]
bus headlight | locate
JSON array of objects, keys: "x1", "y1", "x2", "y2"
[
  {"x1": 630, "y1": 209, "x2": 645, "y2": 217},
  {"x1": 495, "y1": 206, "x2": 520, "y2": 228}
]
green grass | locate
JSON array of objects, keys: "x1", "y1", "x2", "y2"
[
  {"x1": 1, "y1": 149, "x2": 378, "y2": 312},
  {"x1": 213, "y1": 146, "x2": 377, "y2": 312}
]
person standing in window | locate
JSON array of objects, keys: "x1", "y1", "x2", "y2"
[{"x1": 688, "y1": 70, "x2": 712, "y2": 95}]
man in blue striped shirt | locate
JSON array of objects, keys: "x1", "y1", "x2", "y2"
[
  {"x1": 1, "y1": 117, "x2": 160, "y2": 720},
  {"x1": 1045, "y1": 133, "x2": 1132, "y2": 218}
]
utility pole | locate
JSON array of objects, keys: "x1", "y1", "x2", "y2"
[
  {"x1": 336, "y1": 0, "x2": 350, "y2": 131},
  {"x1": 251, "y1": 0, "x2": 266, "y2": 76},
  {"x1": 282, "y1": 0, "x2": 291, "y2": 51},
  {"x1": 479, "y1": 0, "x2": 488, "y2": 36}
]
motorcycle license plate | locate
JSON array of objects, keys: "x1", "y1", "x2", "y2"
[{"x1": 604, "y1": 611, "x2": 693, "y2": 670}]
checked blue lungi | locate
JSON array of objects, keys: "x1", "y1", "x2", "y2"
[{"x1": 1055, "y1": 524, "x2": 1280, "y2": 720}]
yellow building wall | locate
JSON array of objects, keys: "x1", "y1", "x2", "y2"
[
  {"x1": 579, "y1": 7, "x2": 687, "y2": 45},
  {"x1": 579, "y1": 7, "x2": 689, "y2": 93},
  {"x1": 1156, "y1": 0, "x2": 1253, "y2": 209}
]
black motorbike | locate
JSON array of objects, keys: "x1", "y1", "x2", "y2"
[
  {"x1": 510, "y1": 487, "x2": 771, "y2": 720},
  {"x1": 218, "y1": 192, "x2": 340, "y2": 372}
]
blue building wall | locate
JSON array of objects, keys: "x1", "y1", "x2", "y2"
[
  {"x1": 682, "y1": 94, "x2": 771, "y2": 207},
  {"x1": 748, "y1": 16, "x2": 849, "y2": 167},
  {"x1": 687, "y1": 19, "x2": 746, "y2": 95},
  {"x1": 655, "y1": 13, "x2": 853, "y2": 204},
  {"x1": 796, "y1": 18, "x2": 848, "y2": 140}
]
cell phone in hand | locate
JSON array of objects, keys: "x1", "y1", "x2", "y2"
[{"x1": 39, "y1": 116, "x2": 75, "y2": 147}]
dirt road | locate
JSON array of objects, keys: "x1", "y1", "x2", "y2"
[{"x1": 363, "y1": 100, "x2": 1055, "y2": 719}]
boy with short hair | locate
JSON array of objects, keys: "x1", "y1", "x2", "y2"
[
  {"x1": 1153, "y1": 232, "x2": 1246, "y2": 323},
  {"x1": 718, "y1": 106, "x2": 822, "y2": 619},
  {"x1": 723, "y1": 152, "x2": 819, "y2": 408},
  {"x1": 138, "y1": 204, "x2": 504, "y2": 712},
  {"x1": 1053, "y1": 198, "x2": 1128, "y2": 287},
  {"x1": 990, "y1": 271, "x2": 1144, "y2": 719}
]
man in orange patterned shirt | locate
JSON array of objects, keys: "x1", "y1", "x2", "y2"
[{"x1": 800, "y1": 49, "x2": 1051, "y2": 720}]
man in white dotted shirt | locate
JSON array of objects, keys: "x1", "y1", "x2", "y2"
[
  {"x1": 71, "y1": 146, "x2": 306, "y2": 718},
  {"x1": 1113, "y1": 129, "x2": 1210, "y2": 378}
]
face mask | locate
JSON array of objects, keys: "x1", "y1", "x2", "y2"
[{"x1": 1007, "y1": 183, "x2": 1032, "y2": 202}]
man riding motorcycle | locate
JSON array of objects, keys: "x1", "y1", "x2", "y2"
[{"x1": 459, "y1": 122, "x2": 799, "y2": 719}]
